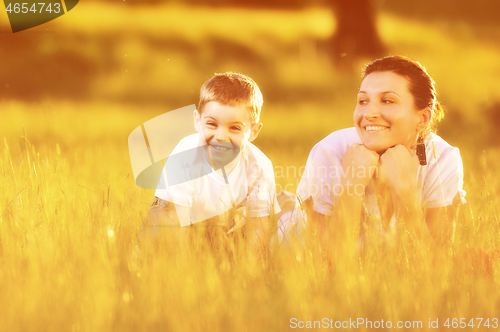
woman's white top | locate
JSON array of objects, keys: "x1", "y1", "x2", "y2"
[{"x1": 297, "y1": 127, "x2": 466, "y2": 217}]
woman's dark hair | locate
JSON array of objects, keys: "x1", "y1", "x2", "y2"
[{"x1": 362, "y1": 55, "x2": 444, "y2": 135}]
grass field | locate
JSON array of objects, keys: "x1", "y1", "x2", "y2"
[{"x1": 2, "y1": 3, "x2": 500, "y2": 331}]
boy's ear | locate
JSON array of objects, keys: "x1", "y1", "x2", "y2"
[
  {"x1": 248, "y1": 122, "x2": 263, "y2": 142},
  {"x1": 193, "y1": 109, "x2": 201, "y2": 132}
]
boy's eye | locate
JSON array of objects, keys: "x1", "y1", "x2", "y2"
[
  {"x1": 206, "y1": 122, "x2": 216, "y2": 127},
  {"x1": 231, "y1": 126, "x2": 241, "y2": 131}
]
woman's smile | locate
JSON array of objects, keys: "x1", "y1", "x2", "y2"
[
  {"x1": 364, "y1": 125, "x2": 390, "y2": 132},
  {"x1": 354, "y1": 71, "x2": 423, "y2": 152}
]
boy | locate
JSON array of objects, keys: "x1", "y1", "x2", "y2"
[{"x1": 147, "y1": 72, "x2": 280, "y2": 252}]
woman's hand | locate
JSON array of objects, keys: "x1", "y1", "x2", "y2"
[
  {"x1": 378, "y1": 145, "x2": 419, "y2": 197},
  {"x1": 341, "y1": 143, "x2": 380, "y2": 190}
]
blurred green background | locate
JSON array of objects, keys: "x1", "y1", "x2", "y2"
[{"x1": 1, "y1": 0, "x2": 500, "y2": 192}]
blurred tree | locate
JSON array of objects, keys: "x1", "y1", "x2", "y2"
[
  {"x1": 383, "y1": 0, "x2": 500, "y2": 25},
  {"x1": 101, "y1": 0, "x2": 386, "y2": 63},
  {"x1": 94, "y1": 0, "x2": 315, "y2": 8},
  {"x1": 0, "y1": 33, "x2": 96, "y2": 101},
  {"x1": 329, "y1": 0, "x2": 386, "y2": 64}
]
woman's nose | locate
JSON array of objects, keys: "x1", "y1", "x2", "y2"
[{"x1": 363, "y1": 102, "x2": 380, "y2": 120}]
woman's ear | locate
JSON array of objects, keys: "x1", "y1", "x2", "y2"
[
  {"x1": 193, "y1": 109, "x2": 201, "y2": 132},
  {"x1": 248, "y1": 122, "x2": 263, "y2": 142},
  {"x1": 417, "y1": 107, "x2": 432, "y2": 132}
]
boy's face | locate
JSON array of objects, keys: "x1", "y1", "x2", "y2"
[{"x1": 194, "y1": 101, "x2": 262, "y2": 167}]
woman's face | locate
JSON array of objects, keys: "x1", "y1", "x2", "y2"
[{"x1": 354, "y1": 71, "x2": 424, "y2": 153}]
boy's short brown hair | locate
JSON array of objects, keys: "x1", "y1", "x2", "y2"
[{"x1": 198, "y1": 72, "x2": 263, "y2": 124}]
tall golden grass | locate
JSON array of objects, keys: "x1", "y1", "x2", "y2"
[{"x1": 2, "y1": 5, "x2": 500, "y2": 331}]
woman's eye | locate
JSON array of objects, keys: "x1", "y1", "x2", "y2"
[
  {"x1": 358, "y1": 99, "x2": 368, "y2": 105},
  {"x1": 382, "y1": 99, "x2": 393, "y2": 104}
]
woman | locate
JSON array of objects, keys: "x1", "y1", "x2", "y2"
[{"x1": 296, "y1": 55, "x2": 466, "y2": 247}]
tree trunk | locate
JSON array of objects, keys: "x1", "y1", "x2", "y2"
[{"x1": 331, "y1": 0, "x2": 386, "y2": 65}]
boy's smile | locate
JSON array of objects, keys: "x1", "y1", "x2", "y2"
[{"x1": 194, "y1": 101, "x2": 262, "y2": 170}]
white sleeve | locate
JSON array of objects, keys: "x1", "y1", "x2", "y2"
[
  {"x1": 297, "y1": 144, "x2": 342, "y2": 216},
  {"x1": 422, "y1": 146, "x2": 466, "y2": 209},
  {"x1": 247, "y1": 161, "x2": 281, "y2": 218}
]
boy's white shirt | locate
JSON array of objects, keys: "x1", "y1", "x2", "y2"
[
  {"x1": 297, "y1": 127, "x2": 467, "y2": 218},
  {"x1": 155, "y1": 133, "x2": 280, "y2": 227}
]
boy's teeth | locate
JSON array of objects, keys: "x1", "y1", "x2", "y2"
[
  {"x1": 212, "y1": 145, "x2": 229, "y2": 151},
  {"x1": 366, "y1": 126, "x2": 389, "y2": 131}
]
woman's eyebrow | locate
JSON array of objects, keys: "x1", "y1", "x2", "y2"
[
  {"x1": 357, "y1": 90, "x2": 401, "y2": 97},
  {"x1": 381, "y1": 91, "x2": 400, "y2": 97}
]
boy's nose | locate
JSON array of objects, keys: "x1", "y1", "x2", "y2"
[{"x1": 214, "y1": 128, "x2": 230, "y2": 141}]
